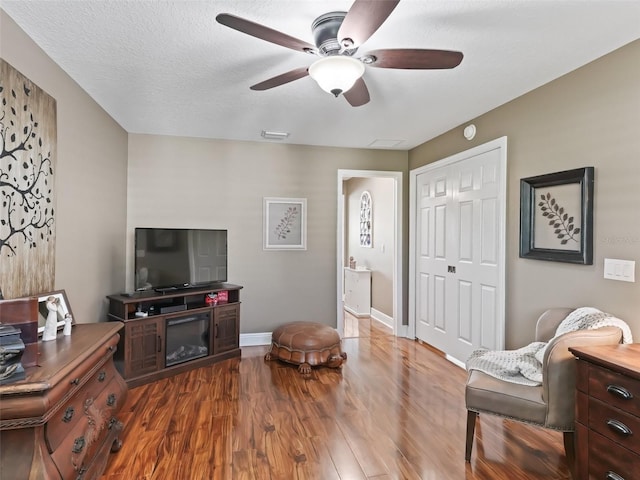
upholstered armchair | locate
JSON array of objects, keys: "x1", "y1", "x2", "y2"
[{"x1": 464, "y1": 307, "x2": 624, "y2": 470}]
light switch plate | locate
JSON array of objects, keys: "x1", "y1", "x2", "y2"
[{"x1": 604, "y1": 258, "x2": 635, "y2": 282}]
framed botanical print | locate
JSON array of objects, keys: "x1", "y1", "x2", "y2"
[
  {"x1": 519, "y1": 167, "x2": 594, "y2": 264},
  {"x1": 263, "y1": 197, "x2": 307, "y2": 250}
]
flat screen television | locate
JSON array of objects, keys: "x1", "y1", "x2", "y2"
[{"x1": 134, "y1": 228, "x2": 227, "y2": 292}]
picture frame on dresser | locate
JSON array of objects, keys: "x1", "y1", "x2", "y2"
[{"x1": 37, "y1": 289, "x2": 74, "y2": 335}]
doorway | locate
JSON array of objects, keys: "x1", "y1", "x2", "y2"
[
  {"x1": 409, "y1": 137, "x2": 507, "y2": 365},
  {"x1": 336, "y1": 170, "x2": 404, "y2": 338}
]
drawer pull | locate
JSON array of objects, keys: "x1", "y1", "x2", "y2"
[
  {"x1": 98, "y1": 371, "x2": 106, "y2": 382},
  {"x1": 76, "y1": 466, "x2": 88, "y2": 480},
  {"x1": 606, "y1": 472, "x2": 625, "y2": 480},
  {"x1": 606, "y1": 419, "x2": 632, "y2": 436},
  {"x1": 72, "y1": 436, "x2": 85, "y2": 454},
  {"x1": 107, "y1": 393, "x2": 117, "y2": 407},
  {"x1": 70, "y1": 378, "x2": 80, "y2": 386},
  {"x1": 108, "y1": 345, "x2": 115, "y2": 352},
  {"x1": 62, "y1": 406, "x2": 75, "y2": 423},
  {"x1": 607, "y1": 384, "x2": 633, "y2": 400}
]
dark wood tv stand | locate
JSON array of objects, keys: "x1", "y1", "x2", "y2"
[{"x1": 107, "y1": 284, "x2": 242, "y2": 388}]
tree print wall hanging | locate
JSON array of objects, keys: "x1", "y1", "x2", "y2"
[
  {"x1": 0, "y1": 59, "x2": 57, "y2": 297},
  {"x1": 263, "y1": 197, "x2": 307, "y2": 250},
  {"x1": 519, "y1": 167, "x2": 593, "y2": 264}
]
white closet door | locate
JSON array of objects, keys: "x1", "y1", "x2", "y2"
[{"x1": 414, "y1": 140, "x2": 505, "y2": 363}]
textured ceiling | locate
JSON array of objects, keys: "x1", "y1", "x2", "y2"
[{"x1": 2, "y1": 1, "x2": 639, "y2": 150}]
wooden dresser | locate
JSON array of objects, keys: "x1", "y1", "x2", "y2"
[
  {"x1": 0, "y1": 322, "x2": 128, "y2": 480},
  {"x1": 570, "y1": 344, "x2": 640, "y2": 479}
]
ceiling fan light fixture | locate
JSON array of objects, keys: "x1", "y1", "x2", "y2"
[{"x1": 308, "y1": 56, "x2": 365, "y2": 97}]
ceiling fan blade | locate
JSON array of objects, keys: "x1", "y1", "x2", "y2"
[
  {"x1": 338, "y1": 0, "x2": 400, "y2": 49},
  {"x1": 216, "y1": 13, "x2": 316, "y2": 54},
  {"x1": 365, "y1": 49, "x2": 463, "y2": 69},
  {"x1": 250, "y1": 67, "x2": 310, "y2": 91},
  {"x1": 343, "y1": 77, "x2": 370, "y2": 107}
]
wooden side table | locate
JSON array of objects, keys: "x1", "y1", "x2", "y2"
[{"x1": 570, "y1": 344, "x2": 640, "y2": 479}]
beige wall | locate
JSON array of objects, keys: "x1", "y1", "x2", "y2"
[
  {"x1": 127, "y1": 134, "x2": 407, "y2": 333},
  {"x1": 409, "y1": 39, "x2": 640, "y2": 348},
  {"x1": 1, "y1": 11, "x2": 129, "y2": 322},
  {"x1": 6, "y1": 5, "x2": 637, "y2": 346},
  {"x1": 345, "y1": 177, "x2": 395, "y2": 317}
]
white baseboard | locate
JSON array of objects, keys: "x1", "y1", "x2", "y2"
[
  {"x1": 445, "y1": 354, "x2": 466, "y2": 370},
  {"x1": 344, "y1": 305, "x2": 369, "y2": 317},
  {"x1": 239, "y1": 318, "x2": 410, "y2": 346},
  {"x1": 370, "y1": 308, "x2": 393, "y2": 329},
  {"x1": 240, "y1": 332, "x2": 272, "y2": 347}
]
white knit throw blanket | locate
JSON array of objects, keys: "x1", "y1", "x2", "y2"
[{"x1": 466, "y1": 307, "x2": 633, "y2": 386}]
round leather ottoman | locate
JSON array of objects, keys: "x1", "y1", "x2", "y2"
[{"x1": 264, "y1": 321, "x2": 347, "y2": 374}]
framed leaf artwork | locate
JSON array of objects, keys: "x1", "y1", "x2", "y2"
[
  {"x1": 519, "y1": 167, "x2": 594, "y2": 264},
  {"x1": 263, "y1": 197, "x2": 307, "y2": 250}
]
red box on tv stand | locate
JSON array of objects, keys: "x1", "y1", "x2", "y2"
[{"x1": 217, "y1": 291, "x2": 228, "y2": 303}]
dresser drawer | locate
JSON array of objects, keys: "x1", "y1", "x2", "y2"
[
  {"x1": 589, "y1": 397, "x2": 640, "y2": 455},
  {"x1": 45, "y1": 362, "x2": 118, "y2": 452},
  {"x1": 589, "y1": 429, "x2": 640, "y2": 479},
  {"x1": 588, "y1": 364, "x2": 640, "y2": 418},
  {"x1": 50, "y1": 376, "x2": 126, "y2": 479}
]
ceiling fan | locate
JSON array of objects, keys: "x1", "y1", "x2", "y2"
[{"x1": 216, "y1": 0, "x2": 463, "y2": 107}]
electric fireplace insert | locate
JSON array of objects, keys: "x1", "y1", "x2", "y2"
[{"x1": 165, "y1": 313, "x2": 209, "y2": 367}]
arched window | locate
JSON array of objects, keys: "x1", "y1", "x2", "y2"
[{"x1": 359, "y1": 191, "x2": 372, "y2": 247}]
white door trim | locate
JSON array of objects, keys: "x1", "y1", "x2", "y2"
[
  {"x1": 337, "y1": 170, "x2": 404, "y2": 337},
  {"x1": 408, "y1": 136, "x2": 507, "y2": 342}
]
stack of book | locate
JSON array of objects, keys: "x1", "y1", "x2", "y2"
[{"x1": 0, "y1": 324, "x2": 26, "y2": 385}]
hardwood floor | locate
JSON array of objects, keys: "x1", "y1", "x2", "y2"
[
  {"x1": 101, "y1": 319, "x2": 571, "y2": 480},
  {"x1": 343, "y1": 310, "x2": 385, "y2": 338}
]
